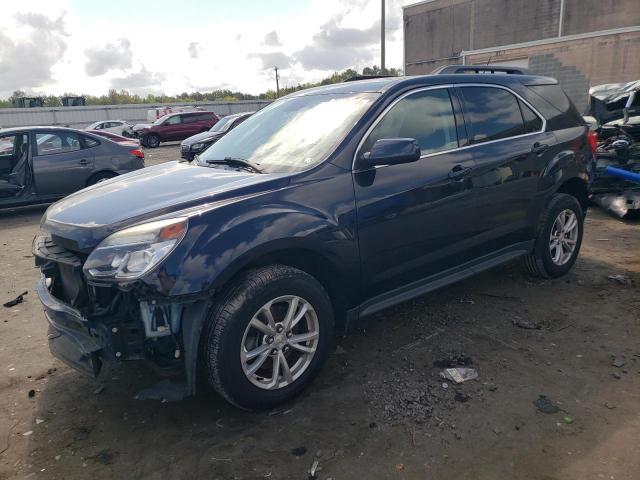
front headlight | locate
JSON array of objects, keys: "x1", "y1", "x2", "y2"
[
  {"x1": 83, "y1": 218, "x2": 188, "y2": 280},
  {"x1": 191, "y1": 142, "x2": 208, "y2": 152}
]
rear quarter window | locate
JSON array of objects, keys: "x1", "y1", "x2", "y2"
[
  {"x1": 458, "y1": 87, "x2": 528, "y2": 143},
  {"x1": 525, "y1": 84, "x2": 584, "y2": 129}
]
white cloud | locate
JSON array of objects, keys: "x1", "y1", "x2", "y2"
[
  {"x1": 0, "y1": 0, "x2": 413, "y2": 98},
  {"x1": 187, "y1": 41, "x2": 200, "y2": 59},
  {"x1": 263, "y1": 30, "x2": 282, "y2": 47},
  {"x1": 84, "y1": 38, "x2": 133, "y2": 76}
]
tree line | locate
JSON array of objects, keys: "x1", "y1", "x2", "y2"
[{"x1": 0, "y1": 66, "x2": 402, "y2": 108}]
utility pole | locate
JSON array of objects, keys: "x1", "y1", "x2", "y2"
[
  {"x1": 381, "y1": 0, "x2": 385, "y2": 74},
  {"x1": 274, "y1": 66, "x2": 280, "y2": 98}
]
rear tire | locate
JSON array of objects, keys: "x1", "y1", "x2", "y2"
[
  {"x1": 143, "y1": 133, "x2": 160, "y2": 148},
  {"x1": 523, "y1": 193, "x2": 584, "y2": 278},
  {"x1": 201, "y1": 265, "x2": 334, "y2": 410},
  {"x1": 87, "y1": 171, "x2": 117, "y2": 186}
]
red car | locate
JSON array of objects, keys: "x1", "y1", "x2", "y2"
[
  {"x1": 133, "y1": 111, "x2": 219, "y2": 148},
  {"x1": 87, "y1": 130, "x2": 141, "y2": 147}
]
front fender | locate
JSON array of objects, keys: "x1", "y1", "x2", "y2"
[{"x1": 140, "y1": 189, "x2": 359, "y2": 298}]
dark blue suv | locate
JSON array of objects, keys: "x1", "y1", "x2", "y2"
[{"x1": 34, "y1": 66, "x2": 593, "y2": 409}]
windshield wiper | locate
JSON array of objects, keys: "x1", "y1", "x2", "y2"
[{"x1": 206, "y1": 156, "x2": 263, "y2": 173}]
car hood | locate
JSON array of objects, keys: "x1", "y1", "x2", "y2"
[
  {"x1": 133, "y1": 123, "x2": 153, "y2": 131},
  {"x1": 41, "y1": 162, "x2": 289, "y2": 251},
  {"x1": 182, "y1": 131, "x2": 224, "y2": 146},
  {"x1": 589, "y1": 80, "x2": 640, "y2": 125}
]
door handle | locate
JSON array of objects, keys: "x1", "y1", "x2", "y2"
[
  {"x1": 78, "y1": 159, "x2": 89, "y2": 165},
  {"x1": 448, "y1": 165, "x2": 472, "y2": 180},
  {"x1": 531, "y1": 142, "x2": 549, "y2": 155}
]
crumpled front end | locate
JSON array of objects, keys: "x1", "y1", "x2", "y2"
[{"x1": 33, "y1": 234, "x2": 191, "y2": 387}]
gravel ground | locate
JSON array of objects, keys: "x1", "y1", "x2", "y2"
[
  {"x1": 142, "y1": 142, "x2": 182, "y2": 166},
  {"x1": 1, "y1": 156, "x2": 639, "y2": 479}
]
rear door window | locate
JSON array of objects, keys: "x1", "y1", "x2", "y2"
[
  {"x1": 363, "y1": 88, "x2": 459, "y2": 155},
  {"x1": 35, "y1": 132, "x2": 82, "y2": 156},
  {"x1": 458, "y1": 87, "x2": 532, "y2": 143}
]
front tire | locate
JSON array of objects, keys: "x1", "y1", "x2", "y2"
[
  {"x1": 523, "y1": 193, "x2": 584, "y2": 278},
  {"x1": 201, "y1": 265, "x2": 334, "y2": 410},
  {"x1": 143, "y1": 133, "x2": 160, "y2": 148}
]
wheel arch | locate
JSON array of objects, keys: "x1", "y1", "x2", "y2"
[
  {"x1": 556, "y1": 176, "x2": 589, "y2": 213},
  {"x1": 86, "y1": 169, "x2": 118, "y2": 186},
  {"x1": 213, "y1": 243, "x2": 353, "y2": 333}
]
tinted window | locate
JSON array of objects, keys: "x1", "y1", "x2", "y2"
[
  {"x1": 459, "y1": 87, "x2": 526, "y2": 143},
  {"x1": 165, "y1": 115, "x2": 182, "y2": 125},
  {"x1": 83, "y1": 136, "x2": 100, "y2": 148},
  {"x1": 36, "y1": 132, "x2": 81, "y2": 156},
  {"x1": 363, "y1": 89, "x2": 458, "y2": 155},
  {"x1": 231, "y1": 115, "x2": 250, "y2": 129},
  {"x1": 520, "y1": 100, "x2": 543, "y2": 133}
]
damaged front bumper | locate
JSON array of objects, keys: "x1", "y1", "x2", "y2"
[
  {"x1": 37, "y1": 274, "x2": 103, "y2": 376},
  {"x1": 33, "y1": 235, "x2": 208, "y2": 400}
]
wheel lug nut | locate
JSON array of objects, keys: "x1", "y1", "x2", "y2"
[
  {"x1": 267, "y1": 336, "x2": 274, "y2": 344},
  {"x1": 286, "y1": 331, "x2": 292, "y2": 338},
  {"x1": 276, "y1": 325, "x2": 284, "y2": 333},
  {"x1": 271, "y1": 349, "x2": 278, "y2": 355}
]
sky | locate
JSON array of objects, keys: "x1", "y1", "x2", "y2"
[{"x1": 0, "y1": 0, "x2": 416, "y2": 99}]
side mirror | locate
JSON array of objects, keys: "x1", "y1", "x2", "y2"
[{"x1": 359, "y1": 138, "x2": 421, "y2": 169}]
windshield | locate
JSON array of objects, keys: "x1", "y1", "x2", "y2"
[
  {"x1": 198, "y1": 93, "x2": 377, "y2": 174},
  {"x1": 153, "y1": 114, "x2": 171, "y2": 125},
  {"x1": 210, "y1": 116, "x2": 234, "y2": 133}
]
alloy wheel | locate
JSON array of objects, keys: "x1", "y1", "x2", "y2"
[
  {"x1": 240, "y1": 295, "x2": 319, "y2": 390},
  {"x1": 549, "y1": 209, "x2": 578, "y2": 266}
]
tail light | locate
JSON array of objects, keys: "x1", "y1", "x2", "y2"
[
  {"x1": 130, "y1": 149, "x2": 145, "y2": 159},
  {"x1": 587, "y1": 131, "x2": 598, "y2": 156}
]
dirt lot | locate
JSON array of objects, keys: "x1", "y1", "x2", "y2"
[{"x1": 1, "y1": 146, "x2": 639, "y2": 480}]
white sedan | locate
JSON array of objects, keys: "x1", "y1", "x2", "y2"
[{"x1": 86, "y1": 120, "x2": 133, "y2": 137}]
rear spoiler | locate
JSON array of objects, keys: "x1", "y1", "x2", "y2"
[{"x1": 432, "y1": 64, "x2": 531, "y2": 75}]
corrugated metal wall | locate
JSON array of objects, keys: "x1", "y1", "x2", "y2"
[{"x1": 0, "y1": 100, "x2": 273, "y2": 129}]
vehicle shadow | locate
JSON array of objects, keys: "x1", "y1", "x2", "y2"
[{"x1": 0, "y1": 204, "x2": 48, "y2": 220}]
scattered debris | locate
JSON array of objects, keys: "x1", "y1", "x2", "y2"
[
  {"x1": 563, "y1": 416, "x2": 574, "y2": 424},
  {"x1": 55, "y1": 455, "x2": 61, "y2": 461},
  {"x1": 604, "y1": 402, "x2": 616, "y2": 410},
  {"x1": 35, "y1": 419, "x2": 44, "y2": 425},
  {"x1": 3, "y1": 291, "x2": 28, "y2": 308},
  {"x1": 93, "y1": 386, "x2": 105, "y2": 395},
  {"x1": 612, "y1": 372, "x2": 622, "y2": 380},
  {"x1": 27, "y1": 390, "x2": 35, "y2": 398},
  {"x1": 291, "y1": 446, "x2": 307, "y2": 457},
  {"x1": 333, "y1": 345, "x2": 346, "y2": 355},
  {"x1": 533, "y1": 395, "x2": 560, "y2": 414},
  {"x1": 22, "y1": 431, "x2": 33, "y2": 436},
  {"x1": 608, "y1": 274, "x2": 632, "y2": 285},
  {"x1": 454, "y1": 391, "x2": 470, "y2": 403},
  {"x1": 433, "y1": 352, "x2": 473, "y2": 368},
  {"x1": 395, "y1": 463, "x2": 405, "y2": 472},
  {"x1": 308, "y1": 459, "x2": 319, "y2": 479},
  {"x1": 512, "y1": 316, "x2": 541, "y2": 330},
  {"x1": 612, "y1": 357, "x2": 626, "y2": 368},
  {"x1": 440, "y1": 368, "x2": 478, "y2": 384},
  {"x1": 85, "y1": 449, "x2": 119, "y2": 465}
]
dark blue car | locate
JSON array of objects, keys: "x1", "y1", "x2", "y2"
[{"x1": 34, "y1": 66, "x2": 593, "y2": 409}]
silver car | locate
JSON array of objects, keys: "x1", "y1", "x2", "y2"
[{"x1": 0, "y1": 127, "x2": 145, "y2": 208}]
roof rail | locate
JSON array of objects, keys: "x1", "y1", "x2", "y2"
[
  {"x1": 432, "y1": 64, "x2": 531, "y2": 75},
  {"x1": 345, "y1": 75, "x2": 396, "y2": 82}
]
